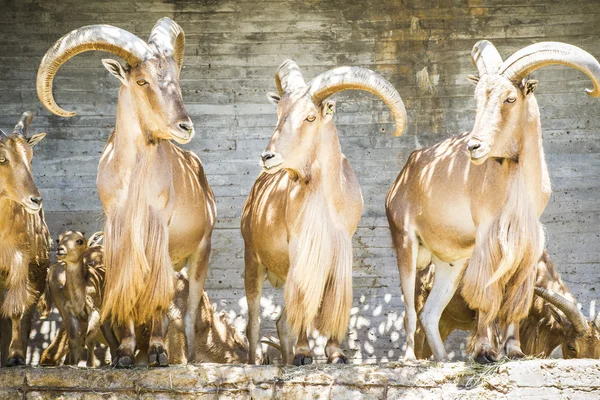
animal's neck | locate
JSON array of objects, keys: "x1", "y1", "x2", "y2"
[
  {"x1": 0, "y1": 198, "x2": 18, "y2": 237},
  {"x1": 304, "y1": 127, "x2": 345, "y2": 215},
  {"x1": 114, "y1": 89, "x2": 163, "y2": 166},
  {"x1": 512, "y1": 98, "x2": 551, "y2": 214}
]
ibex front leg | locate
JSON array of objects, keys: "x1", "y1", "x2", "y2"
[
  {"x1": 113, "y1": 320, "x2": 136, "y2": 368},
  {"x1": 6, "y1": 314, "x2": 27, "y2": 366},
  {"x1": 148, "y1": 314, "x2": 169, "y2": 367}
]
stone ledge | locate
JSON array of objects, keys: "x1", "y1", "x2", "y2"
[{"x1": 0, "y1": 359, "x2": 599, "y2": 399}]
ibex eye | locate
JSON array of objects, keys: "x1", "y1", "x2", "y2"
[
  {"x1": 306, "y1": 115, "x2": 316, "y2": 122},
  {"x1": 0, "y1": 156, "x2": 6, "y2": 163},
  {"x1": 76, "y1": 239, "x2": 84, "y2": 245},
  {"x1": 505, "y1": 97, "x2": 516, "y2": 104},
  {"x1": 136, "y1": 79, "x2": 148, "y2": 86}
]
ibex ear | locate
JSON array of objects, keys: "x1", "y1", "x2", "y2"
[
  {"x1": 87, "y1": 231, "x2": 104, "y2": 247},
  {"x1": 266, "y1": 92, "x2": 280, "y2": 107},
  {"x1": 321, "y1": 100, "x2": 336, "y2": 121},
  {"x1": 467, "y1": 74, "x2": 480, "y2": 85},
  {"x1": 27, "y1": 132, "x2": 46, "y2": 147},
  {"x1": 522, "y1": 79, "x2": 538, "y2": 97},
  {"x1": 102, "y1": 59, "x2": 128, "y2": 86}
]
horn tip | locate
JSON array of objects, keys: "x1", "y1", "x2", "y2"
[{"x1": 586, "y1": 88, "x2": 600, "y2": 98}]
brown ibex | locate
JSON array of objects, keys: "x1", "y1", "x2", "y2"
[
  {"x1": 37, "y1": 18, "x2": 216, "y2": 367},
  {"x1": 242, "y1": 60, "x2": 407, "y2": 365},
  {"x1": 414, "y1": 250, "x2": 600, "y2": 360},
  {"x1": 166, "y1": 272, "x2": 250, "y2": 364},
  {"x1": 39, "y1": 232, "x2": 118, "y2": 366},
  {"x1": 0, "y1": 111, "x2": 51, "y2": 367},
  {"x1": 387, "y1": 40, "x2": 600, "y2": 363}
]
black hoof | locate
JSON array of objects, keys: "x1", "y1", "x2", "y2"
[
  {"x1": 112, "y1": 350, "x2": 135, "y2": 369},
  {"x1": 474, "y1": 350, "x2": 498, "y2": 364},
  {"x1": 328, "y1": 353, "x2": 348, "y2": 364},
  {"x1": 293, "y1": 354, "x2": 313, "y2": 366},
  {"x1": 6, "y1": 355, "x2": 26, "y2": 367},
  {"x1": 148, "y1": 345, "x2": 169, "y2": 367}
]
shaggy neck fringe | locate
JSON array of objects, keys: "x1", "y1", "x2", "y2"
[
  {"x1": 0, "y1": 200, "x2": 50, "y2": 317},
  {"x1": 463, "y1": 160, "x2": 544, "y2": 326},
  {"x1": 102, "y1": 152, "x2": 174, "y2": 325},
  {"x1": 284, "y1": 189, "x2": 353, "y2": 341}
]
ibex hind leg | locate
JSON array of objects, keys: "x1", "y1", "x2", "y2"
[
  {"x1": 275, "y1": 307, "x2": 295, "y2": 365},
  {"x1": 420, "y1": 257, "x2": 468, "y2": 361},
  {"x1": 244, "y1": 247, "x2": 265, "y2": 364},
  {"x1": 184, "y1": 237, "x2": 211, "y2": 364}
]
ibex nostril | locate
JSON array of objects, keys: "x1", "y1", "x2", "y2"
[
  {"x1": 261, "y1": 152, "x2": 275, "y2": 162},
  {"x1": 179, "y1": 122, "x2": 192, "y2": 132},
  {"x1": 30, "y1": 197, "x2": 42, "y2": 206},
  {"x1": 467, "y1": 141, "x2": 481, "y2": 152}
]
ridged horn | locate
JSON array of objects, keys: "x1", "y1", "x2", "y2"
[
  {"x1": 13, "y1": 111, "x2": 34, "y2": 136},
  {"x1": 307, "y1": 67, "x2": 408, "y2": 136},
  {"x1": 534, "y1": 287, "x2": 588, "y2": 335},
  {"x1": 0, "y1": 129, "x2": 7, "y2": 140},
  {"x1": 499, "y1": 42, "x2": 600, "y2": 97},
  {"x1": 471, "y1": 40, "x2": 503, "y2": 76},
  {"x1": 148, "y1": 17, "x2": 185, "y2": 71},
  {"x1": 37, "y1": 24, "x2": 151, "y2": 117},
  {"x1": 275, "y1": 59, "x2": 306, "y2": 95}
]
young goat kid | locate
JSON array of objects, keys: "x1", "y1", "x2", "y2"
[{"x1": 40, "y1": 232, "x2": 118, "y2": 366}]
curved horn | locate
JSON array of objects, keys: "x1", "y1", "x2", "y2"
[
  {"x1": 275, "y1": 59, "x2": 306, "y2": 95},
  {"x1": 0, "y1": 129, "x2": 7, "y2": 140},
  {"x1": 37, "y1": 25, "x2": 150, "y2": 117},
  {"x1": 13, "y1": 111, "x2": 34, "y2": 136},
  {"x1": 148, "y1": 17, "x2": 185, "y2": 71},
  {"x1": 499, "y1": 42, "x2": 600, "y2": 97},
  {"x1": 471, "y1": 40, "x2": 503, "y2": 76},
  {"x1": 307, "y1": 67, "x2": 408, "y2": 136},
  {"x1": 534, "y1": 287, "x2": 588, "y2": 335}
]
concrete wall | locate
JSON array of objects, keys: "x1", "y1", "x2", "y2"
[{"x1": 1, "y1": 0, "x2": 599, "y2": 363}]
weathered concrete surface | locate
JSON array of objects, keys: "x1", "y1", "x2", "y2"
[
  {"x1": 1, "y1": 359, "x2": 599, "y2": 399},
  {"x1": 0, "y1": 0, "x2": 599, "y2": 363}
]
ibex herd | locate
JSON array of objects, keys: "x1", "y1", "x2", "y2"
[{"x1": 0, "y1": 18, "x2": 598, "y2": 368}]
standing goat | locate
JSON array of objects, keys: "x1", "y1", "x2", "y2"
[
  {"x1": 414, "y1": 250, "x2": 600, "y2": 359},
  {"x1": 37, "y1": 18, "x2": 216, "y2": 367},
  {"x1": 39, "y1": 232, "x2": 118, "y2": 366},
  {"x1": 0, "y1": 112, "x2": 50, "y2": 367},
  {"x1": 242, "y1": 60, "x2": 407, "y2": 365},
  {"x1": 386, "y1": 41, "x2": 600, "y2": 363}
]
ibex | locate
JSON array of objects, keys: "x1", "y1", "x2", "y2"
[
  {"x1": 414, "y1": 250, "x2": 600, "y2": 360},
  {"x1": 37, "y1": 18, "x2": 216, "y2": 367},
  {"x1": 166, "y1": 272, "x2": 250, "y2": 364},
  {"x1": 242, "y1": 60, "x2": 407, "y2": 365},
  {"x1": 386, "y1": 41, "x2": 600, "y2": 363},
  {"x1": 0, "y1": 112, "x2": 50, "y2": 367},
  {"x1": 39, "y1": 232, "x2": 118, "y2": 366}
]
